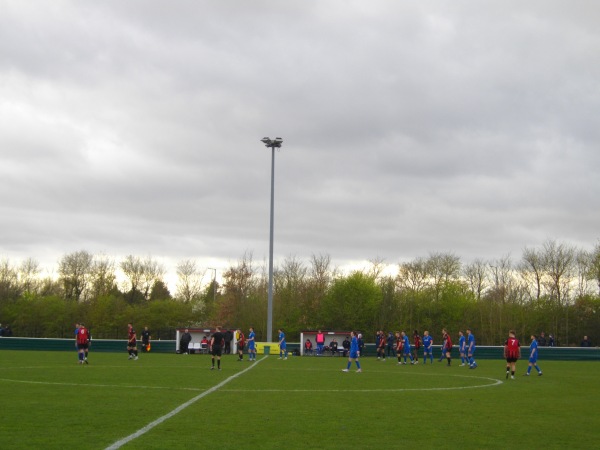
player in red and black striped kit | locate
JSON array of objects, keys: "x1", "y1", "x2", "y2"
[
  {"x1": 127, "y1": 323, "x2": 138, "y2": 360},
  {"x1": 76, "y1": 324, "x2": 90, "y2": 365},
  {"x1": 395, "y1": 331, "x2": 404, "y2": 364},
  {"x1": 504, "y1": 330, "x2": 521, "y2": 379},
  {"x1": 440, "y1": 328, "x2": 452, "y2": 366}
]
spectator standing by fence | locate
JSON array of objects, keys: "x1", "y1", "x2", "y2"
[
  {"x1": 316, "y1": 330, "x2": 325, "y2": 355},
  {"x1": 179, "y1": 328, "x2": 192, "y2": 355}
]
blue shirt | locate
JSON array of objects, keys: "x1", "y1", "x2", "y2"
[
  {"x1": 423, "y1": 335, "x2": 432, "y2": 349},
  {"x1": 468, "y1": 333, "x2": 476, "y2": 351},
  {"x1": 279, "y1": 332, "x2": 286, "y2": 345},
  {"x1": 403, "y1": 335, "x2": 411, "y2": 352},
  {"x1": 350, "y1": 336, "x2": 359, "y2": 353},
  {"x1": 530, "y1": 339, "x2": 538, "y2": 356},
  {"x1": 459, "y1": 335, "x2": 466, "y2": 351}
]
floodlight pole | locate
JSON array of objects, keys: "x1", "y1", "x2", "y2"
[
  {"x1": 207, "y1": 267, "x2": 217, "y2": 304},
  {"x1": 261, "y1": 137, "x2": 283, "y2": 342}
]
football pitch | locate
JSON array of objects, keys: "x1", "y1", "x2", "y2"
[{"x1": 1, "y1": 350, "x2": 598, "y2": 449}]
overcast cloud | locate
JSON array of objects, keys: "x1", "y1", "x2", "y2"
[{"x1": 1, "y1": 0, "x2": 599, "y2": 283}]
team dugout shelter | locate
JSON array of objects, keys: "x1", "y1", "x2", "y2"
[
  {"x1": 175, "y1": 328, "x2": 241, "y2": 354},
  {"x1": 300, "y1": 330, "x2": 353, "y2": 356}
]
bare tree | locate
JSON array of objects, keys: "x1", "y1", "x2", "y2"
[
  {"x1": 590, "y1": 240, "x2": 600, "y2": 295},
  {"x1": 574, "y1": 249, "x2": 592, "y2": 299},
  {"x1": 309, "y1": 253, "x2": 333, "y2": 289},
  {"x1": 426, "y1": 252, "x2": 461, "y2": 298},
  {"x1": 0, "y1": 259, "x2": 19, "y2": 301},
  {"x1": 120, "y1": 255, "x2": 144, "y2": 302},
  {"x1": 366, "y1": 256, "x2": 386, "y2": 280},
  {"x1": 90, "y1": 254, "x2": 116, "y2": 299},
  {"x1": 488, "y1": 255, "x2": 513, "y2": 304},
  {"x1": 541, "y1": 239, "x2": 576, "y2": 305},
  {"x1": 175, "y1": 259, "x2": 203, "y2": 303},
  {"x1": 521, "y1": 246, "x2": 544, "y2": 301},
  {"x1": 396, "y1": 257, "x2": 429, "y2": 293},
  {"x1": 140, "y1": 257, "x2": 165, "y2": 301},
  {"x1": 19, "y1": 258, "x2": 40, "y2": 294},
  {"x1": 59, "y1": 250, "x2": 93, "y2": 302},
  {"x1": 463, "y1": 258, "x2": 488, "y2": 301}
]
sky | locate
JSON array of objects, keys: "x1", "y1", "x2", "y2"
[{"x1": 1, "y1": 0, "x2": 599, "y2": 287}]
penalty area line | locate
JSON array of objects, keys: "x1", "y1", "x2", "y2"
[{"x1": 105, "y1": 356, "x2": 267, "y2": 450}]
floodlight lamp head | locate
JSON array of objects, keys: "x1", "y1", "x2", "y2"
[{"x1": 261, "y1": 137, "x2": 271, "y2": 145}]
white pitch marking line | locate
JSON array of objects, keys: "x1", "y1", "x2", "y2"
[
  {"x1": 105, "y1": 356, "x2": 267, "y2": 450},
  {"x1": 0, "y1": 378, "x2": 204, "y2": 392},
  {"x1": 222, "y1": 375, "x2": 503, "y2": 393}
]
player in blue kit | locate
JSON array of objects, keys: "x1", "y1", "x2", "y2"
[
  {"x1": 278, "y1": 328, "x2": 288, "y2": 360},
  {"x1": 458, "y1": 331, "x2": 467, "y2": 366},
  {"x1": 342, "y1": 331, "x2": 362, "y2": 373},
  {"x1": 247, "y1": 327, "x2": 256, "y2": 361},
  {"x1": 467, "y1": 328, "x2": 477, "y2": 369},
  {"x1": 422, "y1": 330, "x2": 433, "y2": 364},
  {"x1": 524, "y1": 334, "x2": 543, "y2": 376},
  {"x1": 400, "y1": 331, "x2": 415, "y2": 364}
]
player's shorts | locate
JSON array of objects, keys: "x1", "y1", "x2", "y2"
[
  {"x1": 468, "y1": 348, "x2": 475, "y2": 356},
  {"x1": 280, "y1": 343, "x2": 286, "y2": 350},
  {"x1": 529, "y1": 356, "x2": 537, "y2": 363},
  {"x1": 211, "y1": 345, "x2": 222, "y2": 357},
  {"x1": 506, "y1": 357, "x2": 518, "y2": 363},
  {"x1": 77, "y1": 343, "x2": 88, "y2": 350},
  {"x1": 349, "y1": 351, "x2": 359, "y2": 359},
  {"x1": 423, "y1": 347, "x2": 432, "y2": 354},
  {"x1": 403, "y1": 349, "x2": 411, "y2": 355},
  {"x1": 128, "y1": 340, "x2": 137, "y2": 348}
]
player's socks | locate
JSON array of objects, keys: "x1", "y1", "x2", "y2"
[
  {"x1": 217, "y1": 360, "x2": 220, "y2": 369},
  {"x1": 527, "y1": 366, "x2": 532, "y2": 374},
  {"x1": 347, "y1": 362, "x2": 352, "y2": 370},
  {"x1": 356, "y1": 361, "x2": 361, "y2": 369},
  {"x1": 447, "y1": 357, "x2": 451, "y2": 366}
]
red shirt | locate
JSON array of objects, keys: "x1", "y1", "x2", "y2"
[
  {"x1": 396, "y1": 338, "x2": 403, "y2": 352},
  {"x1": 504, "y1": 337, "x2": 520, "y2": 359},
  {"x1": 414, "y1": 335, "x2": 421, "y2": 348},
  {"x1": 128, "y1": 327, "x2": 137, "y2": 343},
  {"x1": 77, "y1": 327, "x2": 90, "y2": 345},
  {"x1": 237, "y1": 333, "x2": 245, "y2": 348},
  {"x1": 444, "y1": 333, "x2": 453, "y2": 350}
]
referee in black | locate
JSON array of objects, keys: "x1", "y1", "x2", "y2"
[{"x1": 210, "y1": 326, "x2": 224, "y2": 371}]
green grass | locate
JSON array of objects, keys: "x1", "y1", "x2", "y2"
[{"x1": 0, "y1": 350, "x2": 598, "y2": 449}]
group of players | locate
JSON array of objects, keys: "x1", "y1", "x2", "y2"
[
  {"x1": 374, "y1": 328, "x2": 479, "y2": 368},
  {"x1": 369, "y1": 327, "x2": 543, "y2": 378},
  {"x1": 75, "y1": 323, "x2": 544, "y2": 379}
]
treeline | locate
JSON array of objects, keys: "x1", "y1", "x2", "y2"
[{"x1": 1, "y1": 239, "x2": 599, "y2": 345}]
